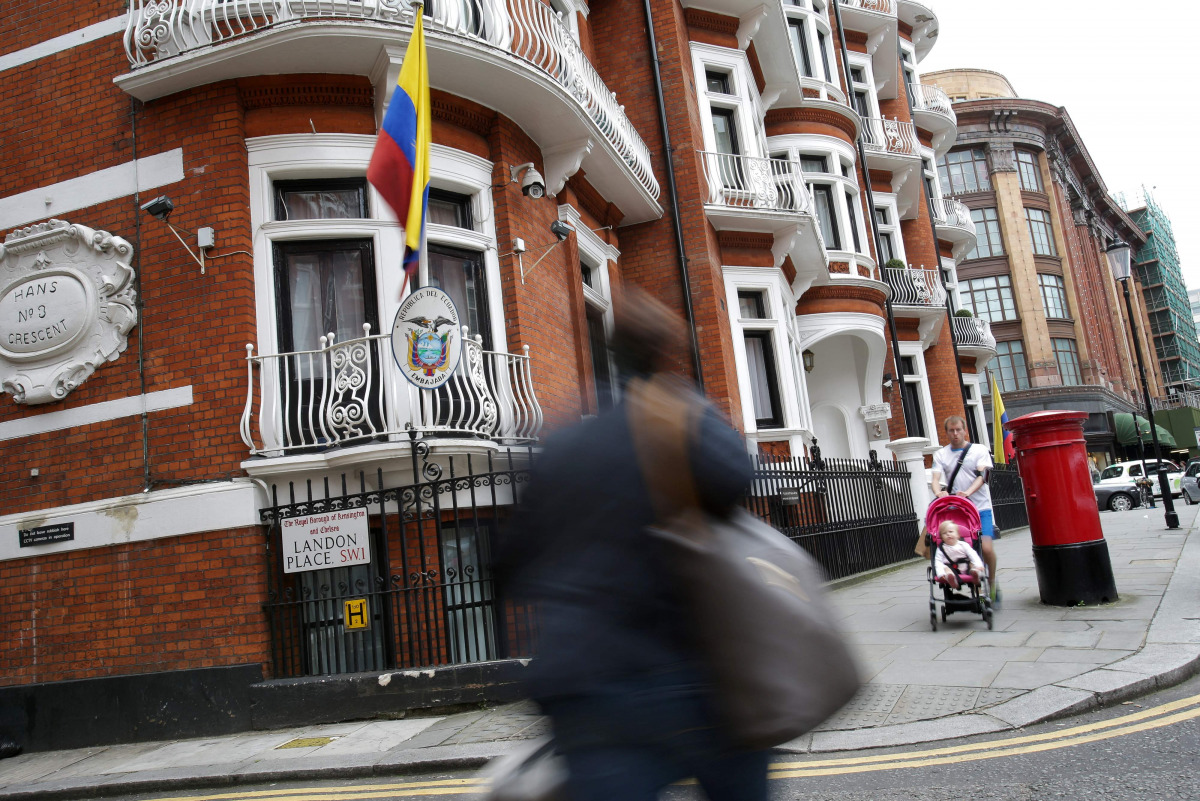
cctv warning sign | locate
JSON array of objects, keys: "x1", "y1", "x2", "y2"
[{"x1": 280, "y1": 509, "x2": 371, "y2": 574}]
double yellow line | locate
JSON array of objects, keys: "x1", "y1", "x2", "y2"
[{"x1": 150, "y1": 691, "x2": 1200, "y2": 800}]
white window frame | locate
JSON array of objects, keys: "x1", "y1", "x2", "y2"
[
  {"x1": 776, "y1": 137, "x2": 868, "y2": 261},
  {"x1": 874, "y1": 193, "x2": 905, "y2": 267},
  {"x1": 692, "y1": 43, "x2": 767, "y2": 160},
  {"x1": 783, "y1": 0, "x2": 838, "y2": 93},
  {"x1": 723, "y1": 266, "x2": 810, "y2": 447},
  {"x1": 898, "y1": 340, "x2": 939, "y2": 448},
  {"x1": 962, "y1": 373, "x2": 990, "y2": 451},
  {"x1": 846, "y1": 53, "x2": 881, "y2": 121},
  {"x1": 247, "y1": 135, "x2": 504, "y2": 360},
  {"x1": 561, "y1": 204, "x2": 619, "y2": 408}
]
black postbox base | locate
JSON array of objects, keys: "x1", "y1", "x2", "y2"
[{"x1": 1032, "y1": 540, "x2": 1119, "y2": 606}]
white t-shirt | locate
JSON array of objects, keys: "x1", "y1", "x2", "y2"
[{"x1": 932, "y1": 442, "x2": 993, "y2": 512}]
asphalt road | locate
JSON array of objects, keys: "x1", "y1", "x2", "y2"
[{"x1": 113, "y1": 673, "x2": 1200, "y2": 801}]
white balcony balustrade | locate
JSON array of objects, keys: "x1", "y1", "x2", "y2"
[
  {"x1": 698, "y1": 152, "x2": 814, "y2": 215},
  {"x1": 909, "y1": 84, "x2": 954, "y2": 120},
  {"x1": 838, "y1": 0, "x2": 896, "y2": 13},
  {"x1": 240, "y1": 324, "x2": 543, "y2": 457},
  {"x1": 931, "y1": 196, "x2": 973, "y2": 229},
  {"x1": 952, "y1": 316, "x2": 996, "y2": 353},
  {"x1": 883, "y1": 267, "x2": 946, "y2": 308},
  {"x1": 859, "y1": 117, "x2": 920, "y2": 159},
  {"x1": 123, "y1": 0, "x2": 659, "y2": 203}
]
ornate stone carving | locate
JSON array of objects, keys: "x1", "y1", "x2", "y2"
[
  {"x1": 987, "y1": 143, "x2": 1016, "y2": 173},
  {"x1": 0, "y1": 219, "x2": 137, "y2": 404},
  {"x1": 860, "y1": 402, "x2": 892, "y2": 440}
]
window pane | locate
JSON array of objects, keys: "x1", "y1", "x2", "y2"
[
  {"x1": 738, "y1": 291, "x2": 766, "y2": 319},
  {"x1": 965, "y1": 274, "x2": 1017, "y2": 323},
  {"x1": 1016, "y1": 150, "x2": 1043, "y2": 192},
  {"x1": 283, "y1": 247, "x2": 369, "y2": 350},
  {"x1": 705, "y1": 70, "x2": 730, "y2": 94},
  {"x1": 879, "y1": 232, "x2": 895, "y2": 264},
  {"x1": 428, "y1": 246, "x2": 490, "y2": 348},
  {"x1": 1026, "y1": 208, "x2": 1057, "y2": 256},
  {"x1": 789, "y1": 20, "x2": 814, "y2": 78},
  {"x1": 994, "y1": 340, "x2": 1030, "y2": 392},
  {"x1": 817, "y1": 29, "x2": 832, "y2": 83},
  {"x1": 846, "y1": 189, "x2": 862, "y2": 254},
  {"x1": 587, "y1": 309, "x2": 614, "y2": 410},
  {"x1": 276, "y1": 180, "x2": 366, "y2": 220},
  {"x1": 1053, "y1": 337, "x2": 1081, "y2": 386},
  {"x1": 711, "y1": 109, "x2": 740, "y2": 155},
  {"x1": 801, "y1": 154, "x2": 829, "y2": 173},
  {"x1": 937, "y1": 149, "x2": 991, "y2": 195},
  {"x1": 1039, "y1": 273, "x2": 1069, "y2": 319},
  {"x1": 743, "y1": 332, "x2": 781, "y2": 426},
  {"x1": 427, "y1": 190, "x2": 473, "y2": 229},
  {"x1": 812, "y1": 184, "x2": 841, "y2": 250},
  {"x1": 965, "y1": 207, "x2": 1004, "y2": 260}
]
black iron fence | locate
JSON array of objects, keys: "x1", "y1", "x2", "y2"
[
  {"x1": 741, "y1": 449, "x2": 920, "y2": 580},
  {"x1": 261, "y1": 443, "x2": 538, "y2": 679},
  {"x1": 989, "y1": 463, "x2": 1028, "y2": 532}
]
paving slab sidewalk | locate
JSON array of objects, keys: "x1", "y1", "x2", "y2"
[{"x1": 3, "y1": 503, "x2": 1199, "y2": 800}]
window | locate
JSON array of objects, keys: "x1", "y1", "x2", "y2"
[
  {"x1": 1026, "y1": 208, "x2": 1057, "y2": 256},
  {"x1": 738, "y1": 290, "x2": 766, "y2": 319},
  {"x1": 817, "y1": 29, "x2": 832, "y2": 84},
  {"x1": 275, "y1": 178, "x2": 367, "y2": 221},
  {"x1": 849, "y1": 66, "x2": 871, "y2": 118},
  {"x1": 993, "y1": 340, "x2": 1030, "y2": 392},
  {"x1": 962, "y1": 382, "x2": 982, "y2": 445},
  {"x1": 1016, "y1": 150, "x2": 1043, "y2": 192},
  {"x1": 800, "y1": 154, "x2": 828, "y2": 174},
  {"x1": 965, "y1": 207, "x2": 1004, "y2": 259},
  {"x1": 938, "y1": 149, "x2": 990, "y2": 195},
  {"x1": 1053, "y1": 338, "x2": 1082, "y2": 386},
  {"x1": 1039, "y1": 273, "x2": 1070, "y2": 319},
  {"x1": 963, "y1": 275, "x2": 1018, "y2": 322},
  {"x1": 899, "y1": 355, "x2": 926, "y2": 439},
  {"x1": 428, "y1": 245, "x2": 491, "y2": 348},
  {"x1": 743, "y1": 331, "x2": 783, "y2": 428},
  {"x1": 706, "y1": 70, "x2": 732, "y2": 95},
  {"x1": 812, "y1": 185, "x2": 841, "y2": 250},
  {"x1": 788, "y1": 20, "x2": 815, "y2": 79},
  {"x1": 922, "y1": 158, "x2": 938, "y2": 205},
  {"x1": 846, "y1": 189, "x2": 863, "y2": 254},
  {"x1": 586, "y1": 308, "x2": 614, "y2": 411},
  {"x1": 875, "y1": 204, "x2": 903, "y2": 265},
  {"x1": 428, "y1": 189, "x2": 474, "y2": 230},
  {"x1": 710, "y1": 108, "x2": 740, "y2": 156}
]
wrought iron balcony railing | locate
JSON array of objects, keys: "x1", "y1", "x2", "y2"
[
  {"x1": 838, "y1": 0, "x2": 896, "y2": 14},
  {"x1": 952, "y1": 316, "x2": 996, "y2": 351},
  {"x1": 909, "y1": 83, "x2": 955, "y2": 122},
  {"x1": 859, "y1": 117, "x2": 919, "y2": 158},
  {"x1": 931, "y1": 195, "x2": 974, "y2": 231},
  {"x1": 698, "y1": 152, "x2": 814, "y2": 216},
  {"x1": 240, "y1": 324, "x2": 543, "y2": 456},
  {"x1": 124, "y1": 0, "x2": 659, "y2": 200},
  {"x1": 883, "y1": 267, "x2": 946, "y2": 308}
]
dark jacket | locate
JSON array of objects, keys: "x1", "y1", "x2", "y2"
[{"x1": 499, "y1": 391, "x2": 753, "y2": 702}]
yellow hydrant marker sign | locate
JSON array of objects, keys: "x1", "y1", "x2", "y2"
[
  {"x1": 281, "y1": 509, "x2": 370, "y2": 573},
  {"x1": 344, "y1": 598, "x2": 370, "y2": 630}
]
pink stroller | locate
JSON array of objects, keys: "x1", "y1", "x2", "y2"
[{"x1": 925, "y1": 496, "x2": 994, "y2": 631}]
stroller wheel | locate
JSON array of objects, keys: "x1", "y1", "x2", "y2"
[
  {"x1": 984, "y1": 609, "x2": 994, "y2": 630},
  {"x1": 930, "y1": 612, "x2": 938, "y2": 631},
  {"x1": 941, "y1": 606, "x2": 948, "y2": 622}
]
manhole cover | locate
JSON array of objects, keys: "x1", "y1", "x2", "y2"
[{"x1": 276, "y1": 736, "x2": 336, "y2": 749}]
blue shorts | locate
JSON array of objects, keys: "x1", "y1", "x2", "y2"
[{"x1": 978, "y1": 509, "x2": 995, "y2": 539}]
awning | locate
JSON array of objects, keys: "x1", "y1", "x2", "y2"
[{"x1": 1113, "y1": 413, "x2": 1178, "y2": 448}]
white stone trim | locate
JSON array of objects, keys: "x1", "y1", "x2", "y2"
[
  {"x1": 0, "y1": 478, "x2": 265, "y2": 563},
  {"x1": 690, "y1": 42, "x2": 768, "y2": 158},
  {"x1": 0, "y1": 385, "x2": 192, "y2": 442},
  {"x1": 0, "y1": 149, "x2": 184, "y2": 232},
  {"x1": 0, "y1": 15, "x2": 126, "y2": 75},
  {"x1": 898, "y1": 339, "x2": 940, "y2": 448}
]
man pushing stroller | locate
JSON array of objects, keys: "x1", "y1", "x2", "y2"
[{"x1": 931, "y1": 416, "x2": 1000, "y2": 607}]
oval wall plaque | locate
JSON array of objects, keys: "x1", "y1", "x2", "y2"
[{"x1": 0, "y1": 271, "x2": 91, "y2": 358}]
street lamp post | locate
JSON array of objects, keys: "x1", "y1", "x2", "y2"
[{"x1": 1105, "y1": 240, "x2": 1179, "y2": 529}]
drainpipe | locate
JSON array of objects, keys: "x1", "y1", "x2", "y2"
[
  {"x1": 833, "y1": 1, "x2": 913, "y2": 437},
  {"x1": 130, "y1": 97, "x2": 151, "y2": 492},
  {"x1": 901, "y1": 70, "x2": 971, "y2": 416},
  {"x1": 641, "y1": 0, "x2": 705, "y2": 391}
]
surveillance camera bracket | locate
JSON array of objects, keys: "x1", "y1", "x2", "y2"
[{"x1": 163, "y1": 220, "x2": 212, "y2": 275}]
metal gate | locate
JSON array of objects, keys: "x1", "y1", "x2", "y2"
[
  {"x1": 989, "y1": 463, "x2": 1029, "y2": 533},
  {"x1": 261, "y1": 442, "x2": 538, "y2": 678}
]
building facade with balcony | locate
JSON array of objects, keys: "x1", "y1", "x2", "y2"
[
  {"x1": 0, "y1": 0, "x2": 980, "y2": 748},
  {"x1": 925, "y1": 69, "x2": 1160, "y2": 467}
]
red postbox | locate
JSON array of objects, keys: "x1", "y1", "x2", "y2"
[{"x1": 1005, "y1": 410, "x2": 1118, "y2": 606}]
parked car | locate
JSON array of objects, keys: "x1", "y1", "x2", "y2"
[
  {"x1": 1093, "y1": 479, "x2": 1143, "y2": 512},
  {"x1": 1096, "y1": 460, "x2": 1183, "y2": 498},
  {"x1": 1179, "y1": 459, "x2": 1200, "y2": 505}
]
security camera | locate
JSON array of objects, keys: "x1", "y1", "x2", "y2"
[
  {"x1": 511, "y1": 162, "x2": 546, "y2": 199},
  {"x1": 141, "y1": 195, "x2": 174, "y2": 221},
  {"x1": 550, "y1": 219, "x2": 574, "y2": 241}
]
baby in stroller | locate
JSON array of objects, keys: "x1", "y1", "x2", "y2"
[
  {"x1": 934, "y1": 521, "x2": 984, "y2": 590},
  {"x1": 926, "y1": 495, "x2": 994, "y2": 631}
]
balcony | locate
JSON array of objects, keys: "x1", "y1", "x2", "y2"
[
  {"x1": 837, "y1": 1, "x2": 899, "y2": 99},
  {"x1": 897, "y1": 0, "x2": 938, "y2": 62},
  {"x1": 908, "y1": 83, "x2": 956, "y2": 152},
  {"x1": 931, "y1": 196, "x2": 977, "y2": 260},
  {"x1": 698, "y1": 151, "x2": 828, "y2": 294},
  {"x1": 883, "y1": 266, "x2": 946, "y2": 344},
  {"x1": 859, "y1": 117, "x2": 920, "y2": 218},
  {"x1": 952, "y1": 316, "x2": 997, "y2": 370},
  {"x1": 118, "y1": 0, "x2": 661, "y2": 223},
  {"x1": 240, "y1": 324, "x2": 543, "y2": 473}
]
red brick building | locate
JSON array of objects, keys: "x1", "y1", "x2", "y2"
[{"x1": 0, "y1": 0, "x2": 974, "y2": 747}]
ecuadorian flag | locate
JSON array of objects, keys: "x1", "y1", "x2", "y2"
[
  {"x1": 367, "y1": 10, "x2": 431, "y2": 276},
  {"x1": 991, "y1": 374, "x2": 1015, "y2": 464}
]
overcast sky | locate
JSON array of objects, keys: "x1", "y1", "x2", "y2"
[{"x1": 919, "y1": 1, "x2": 1200, "y2": 290}]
